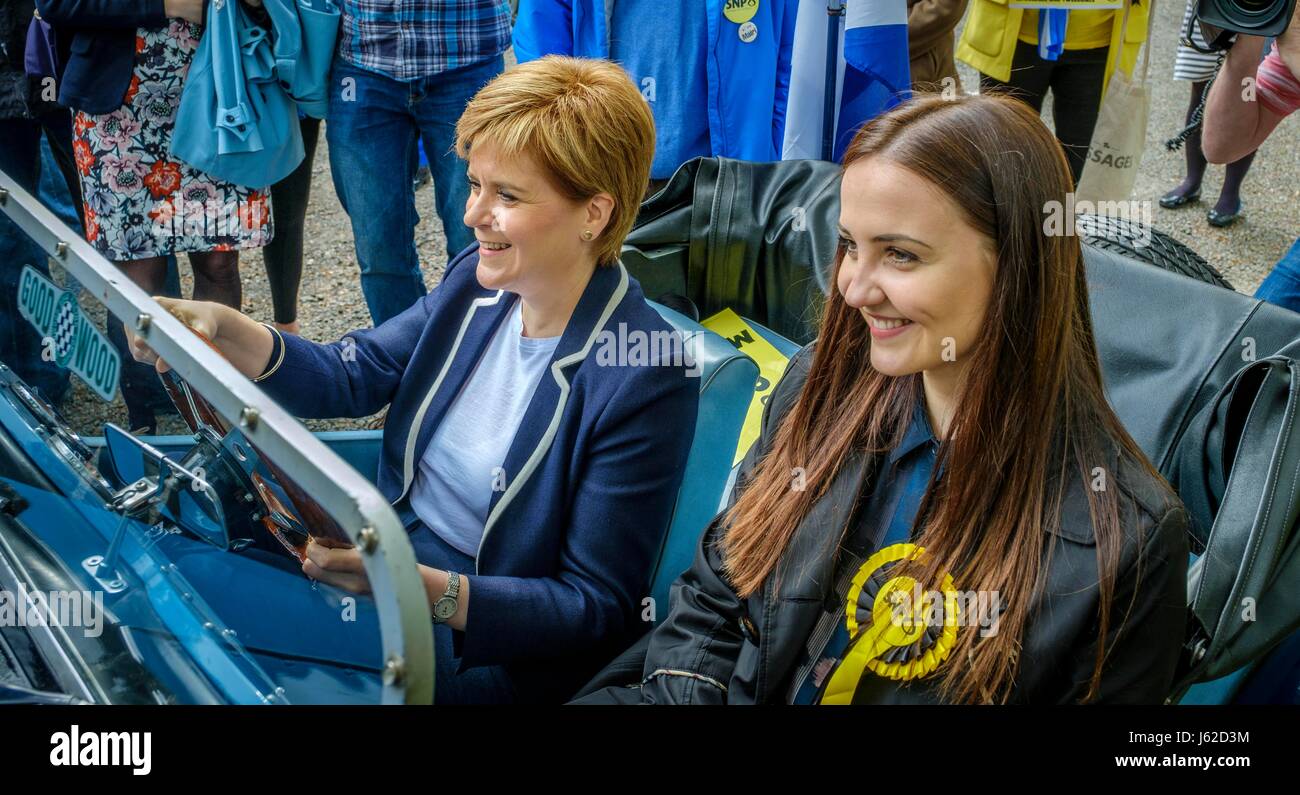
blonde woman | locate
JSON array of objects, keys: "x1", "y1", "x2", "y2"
[{"x1": 129, "y1": 57, "x2": 698, "y2": 704}]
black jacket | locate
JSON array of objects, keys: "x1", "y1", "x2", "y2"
[
  {"x1": 34, "y1": 0, "x2": 166, "y2": 115},
  {"x1": 575, "y1": 344, "x2": 1192, "y2": 704}
]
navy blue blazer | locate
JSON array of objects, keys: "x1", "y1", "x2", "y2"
[
  {"x1": 36, "y1": 0, "x2": 168, "y2": 114},
  {"x1": 258, "y1": 244, "x2": 700, "y2": 702}
]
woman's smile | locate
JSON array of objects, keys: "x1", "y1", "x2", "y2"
[
  {"x1": 477, "y1": 238, "x2": 513, "y2": 257},
  {"x1": 864, "y1": 311, "x2": 916, "y2": 339}
]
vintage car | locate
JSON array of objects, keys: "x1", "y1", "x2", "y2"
[{"x1": 0, "y1": 158, "x2": 1297, "y2": 704}]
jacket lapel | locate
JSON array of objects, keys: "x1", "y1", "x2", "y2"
[
  {"x1": 396, "y1": 288, "x2": 512, "y2": 502},
  {"x1": 476, "y1": 263, "x2": 630, "y2": 567},
  {"x1": 776, "y1": 448, "x2": 877, "y2": 598}
]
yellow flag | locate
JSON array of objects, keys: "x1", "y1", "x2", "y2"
[{"x1": 701, "y1": 309, "x2": 791, "y2": 466}]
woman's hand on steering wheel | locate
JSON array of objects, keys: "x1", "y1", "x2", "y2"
[
  {"x1": 303, "y1": 537, "x2": 373, "y2": 595},
  {"x1": 125, "y1": 297, "x2": 224, "y2": 374},
  {"x1": 125, "y1": 297, "x2": 275, "y2": 380}
]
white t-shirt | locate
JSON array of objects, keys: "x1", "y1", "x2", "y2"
[{"x1": 410, "y1": 300, "x2": 561, "y2": 557}]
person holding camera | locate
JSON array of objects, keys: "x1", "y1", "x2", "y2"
[
  {"x1": 1202, "y1": 3, "x2": 1299, "y2": 160},
  {"x1": 1202, "y1": 1, "x2": 1300, "y2": 312},
  {"x1": 1160, "y1": 0, "x2": 1261, "y2": 228}
]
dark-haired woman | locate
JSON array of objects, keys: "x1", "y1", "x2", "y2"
[{"x1": 576, "y1": 93, "x2": 1191, "y2": 705}]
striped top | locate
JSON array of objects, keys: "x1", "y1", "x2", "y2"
[
  {"x1": 1258, "y1": 43, "x2": 1300, "y2": 117},
  {"x1": 337, "y1": 0, "x2": 512, "y2": 81},
  {"x1": 1173, "y1": 0, "x2": 1220, "y2": 82}
]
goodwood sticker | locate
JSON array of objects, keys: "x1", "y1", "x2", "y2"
[{"x1": 17, "y1": 265, "x2": 120, "y2": 401}]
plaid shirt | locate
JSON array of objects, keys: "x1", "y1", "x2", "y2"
[{"x1": 338, "y1": 0, "x2": 512, "y2": 81}]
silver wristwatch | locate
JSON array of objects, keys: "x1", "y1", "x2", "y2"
[{"x1": 433, "y1": 571, "x2": 461, "y2": 624}]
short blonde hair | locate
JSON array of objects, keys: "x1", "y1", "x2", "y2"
[{"x1": 455, "y1": 56, "x2": 656, "y2": 267}]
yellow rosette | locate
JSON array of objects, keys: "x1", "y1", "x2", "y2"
[{"x1": 819, "y1": 542, "x2": 960, "y2": 704}]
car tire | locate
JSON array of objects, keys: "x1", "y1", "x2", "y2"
[{"x1": 1077, "y1": 213, "x2": 1233, "y2": 291}]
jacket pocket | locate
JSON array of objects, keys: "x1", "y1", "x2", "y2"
[{"x1": 964, "y1": 0, "x2": 1012, "y2": 59}]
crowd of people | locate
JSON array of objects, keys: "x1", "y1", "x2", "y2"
[{"x1": 0, "y1": 0, "x2": 1297, "y2": 704}]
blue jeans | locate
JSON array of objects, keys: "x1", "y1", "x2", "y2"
[
  {"x1": 327, "y1": 56, "x2": 503, "y2": 325},
  {"x1": 1254, "y1": 238, "x2": 1300, "y2": 315},
  {"x1": 407, "y1": 521, "x2": 516, "y2": 704}
]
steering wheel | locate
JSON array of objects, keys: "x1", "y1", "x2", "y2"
[{"x1": 158, "y1": 328, "x2": 353, "y2": 562}]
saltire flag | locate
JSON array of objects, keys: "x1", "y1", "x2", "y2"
[{"x1": 781, "y1": 0, "x2": 912, "y2": 162}]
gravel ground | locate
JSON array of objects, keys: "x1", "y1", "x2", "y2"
[{"x1": 55, "y1": 16, "x2": 1299, "y2": 437}]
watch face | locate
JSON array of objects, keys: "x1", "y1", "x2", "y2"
[{"x1": 434, "y1": 597, "x2": 457, "y2": 621}]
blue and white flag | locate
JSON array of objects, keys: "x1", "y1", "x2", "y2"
[{"x1": 781, "y1": 0, "x2": 911, "y2": 162}]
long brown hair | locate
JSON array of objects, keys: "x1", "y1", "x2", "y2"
[{"x1": 719, "y1": 93, "x2": 1169, "y2": 703}]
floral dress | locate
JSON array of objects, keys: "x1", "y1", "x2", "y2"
[{"x1": 72, "y1": 19, "x2": 273, "y2": 261}]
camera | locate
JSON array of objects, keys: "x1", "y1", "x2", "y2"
[{"x1": 1189, "y1": 0, "x2": 1297, "y2": 51}]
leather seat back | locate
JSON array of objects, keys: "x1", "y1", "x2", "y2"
[{"x1": 646, "y1": 303, "x2": 759, "y2": 618}]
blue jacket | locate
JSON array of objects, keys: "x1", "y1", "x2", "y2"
[
  {"x1": 257, "y1": 244, "x2": 700, "y2": 702},
  {"x1": 35, "y1": 0, "x2": 166, "y2": 115},
  {"x1": 513, "y1": 0, "x2": 798, "y2": 164}
]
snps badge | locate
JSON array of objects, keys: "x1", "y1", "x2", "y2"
[
  {"x1": 723, "y1": 0, "x2": 760, "y2": 24},
  {"x1": 722, "y1": 0, "x2": 759, "y2": 43},
  {"x1": 16, "y1": 265, "x2": 120, "y2": 401}
]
